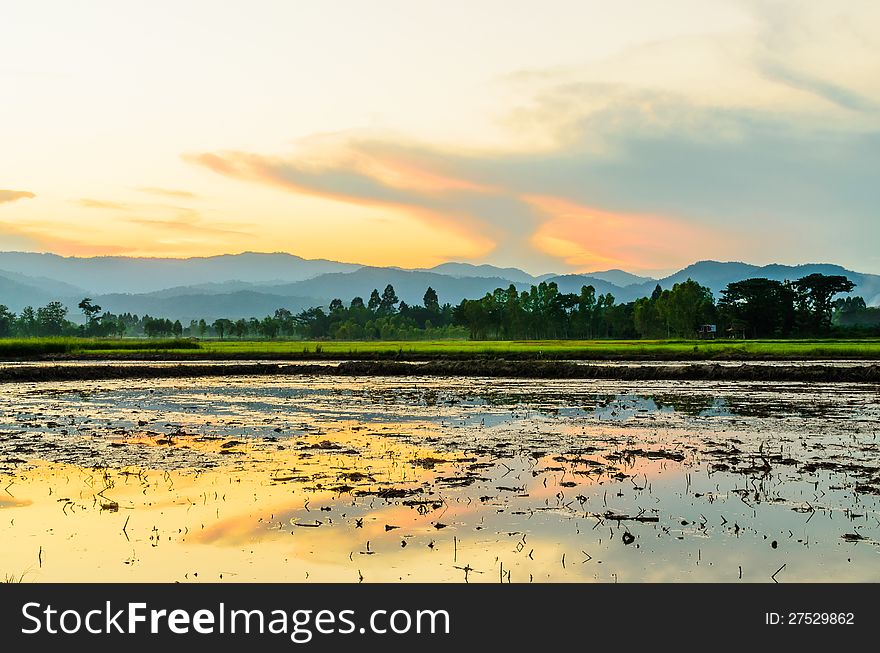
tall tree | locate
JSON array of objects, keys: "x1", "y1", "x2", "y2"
[
  {"x1": 329, "y1": 298, "x2": 344, "y2": 313},
  {"x1": 719, "y1": 278, "x2": 795, "y2": 338},
  {"x1": 78, "y1": 298, "x2": 101, "y2": 320},
  {"x1": 367, "y1": 289, "x2": 381, "y2": 312},
  {"x1": 792, "y1": 273, "x2": 856, "y2": 334},
  {"x1": 633, "y1": 296, "x2": 664, "y2": 339},
  {"x1": 17, "y1": 306, "x2": 37, "y2": 337},
  {"x1": 0, "y1": 305, "x2": 14, "y2": 337},
  {"x1": 666, "y1": 279, "x2": 714, "y2": 337},
  {"x1": 379, "y1": 284, "x2": 399, "y2": 315},
  {"x1": 259, "y1": 316, "x2": 279, "y2": 338},
  {"x1": 423, "y1": 286, "x2": 440, "y2": 313},
  {"x1": 294, "y1": 307, "x2": 330, "y2": 339},
  {"x1": 78, "y1": 298, "x2": 103, "y2": 336},
  {"x1": 212, "y1": 318, "x2": 232, "y2": 340},
  {"x1": 36, "y1": 302, "x2": 68, "y2": 336},
  {"x1": 650, "y1": 284, "x2": 663, "y2": 301},
  {"x1": 576, "y1": 285, "x2": 597, "y2": 338},
  {"x1": 273, "y1": 308, "x2": 295, "y2": 336}
]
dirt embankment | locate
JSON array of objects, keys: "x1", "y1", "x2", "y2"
[{"x1": 1, "y1": 360, "x2": 879, "y2": 383}]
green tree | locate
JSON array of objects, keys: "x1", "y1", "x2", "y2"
[
  {"x1": 792, "y1": 273, "x2": 856, "y2": 334},
  {"x1": 650, "y1": 284, "x2": 663, "y2": 301},
  {"x1": 576, "y1": 285, "x2": 597, "y2": 338},
  {"x1": 666, "y1": 279, "x2": 714, "y2": 337},
  {"x1": 293, "y1": 307, "x2": 330, "y2": 338},
  {"x1": 16, "y1": 306, "x2": 37, "y2": 337},
  {"x1": 259, "y1": 316, "x2": 279, "y2": 339},
  {"x1": 36, "y1": 302, "x2": 68, "y2": 336},
  {"x1": 503, "y1": 285, "x2": 524, "y2": 336},
  {"x1": 273, "y1": 308, "x2": 295, "y2": 336},
  {"x1": 453, "y1": 298, "x2": 489, "y2": 340},
  {"x1": 379, "y1": 284, "x2": 399, "y2": 315},
  {"x1": 212, "y1": 318, "x2": 232, "y2": 339},
  {"x1": 367, "y1": 289, "x2": 381, "y2": 313},
  {"x1": 595, "y1": 293, "x2": 615, "y2": 338},
  {"x1": 719, "y1": 278, "x2": 795, "y2": 338},
  {"x1": 144, "y1": 318, "x2": 173, "y2": 337},
  {"x1": 423, "y1": 287, "x2": 440, "y2": 313},
  {"x1": 633, "y1": 296, "x2": 664, "y2": 338},
  {"x1": 834, "y1": 296, "x2": 880, "y2": 329},
  {"x1": 78, "y1": 297, "x2": 102, "y2": 335},
  {"x1": 0, "y1": 305, "x2": 15, "y2": 337}
]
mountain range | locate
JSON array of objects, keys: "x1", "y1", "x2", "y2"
[{"x1": 1, "y1": 251, "x2": 878, "y2": 323}]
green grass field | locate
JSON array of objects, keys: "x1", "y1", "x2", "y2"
[
  {"x1": 2, "y1": 337, "x2": 880, "y2": 360},
  {"x1": 0, "y1": 338, "x2": 200, "y2": 358}
]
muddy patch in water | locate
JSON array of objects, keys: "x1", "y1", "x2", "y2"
[{"x1": 1, "y1": 376, "x2": 878, "y2": 582}]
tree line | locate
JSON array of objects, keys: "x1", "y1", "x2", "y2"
[
  {"x1": 0, "y1": 273, "x2": 875, "y2": 340},
  {"x1": 454, "y1": 273, "x2": 862, "y2": 339},
  {"x1": 276, "y1": 286, "x2": 465, "y2": 340}
]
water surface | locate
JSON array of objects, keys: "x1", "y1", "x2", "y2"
[{"x1": 1, "y1": 375, "x2": 878, "y2": 583}]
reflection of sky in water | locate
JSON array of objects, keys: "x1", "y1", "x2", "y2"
[{"x1": 1, "y1": 375, "x2": 879, "y2": 582}]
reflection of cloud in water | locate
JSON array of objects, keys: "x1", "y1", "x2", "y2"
[
  {"x1": 0, "y1": 375, "x2": 878, "y2": 582},
  {"x1": 0, "y1": 496, "x2": 32, "y2": 509}
]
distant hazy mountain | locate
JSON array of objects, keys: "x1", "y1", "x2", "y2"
[
  {"x1": 581, "y1": 269, "x2": 656, "y2": 287},
  {"x1": 145, "y1": 280, "x2": 272, "y2": 299},
  {"x1": 0, "y1": 272, "x2": 56, "y2": 311},
  {"x1": 0, "y1": 251, "x2": 358, "y2": 294},
  {"x1": 269, "y1": 266, "x2": 530, "y2": 307},
  {"x1": 540, "y1": 274, "x2": 635, "y2": 299},
  {"x1": 90, "y1": 291, "x2": 322, "y2": 323},
  {"x1": 0, "y1": 269, "x2": 88, "y2": 311},
  {"x1": 1, "y1": 252, "x2": 879, "y2": 319},
  {"x1": 0, "y1": 269, "x2": 86, "y2": 297},
  {"x1": 421, "y1": 262, "x2": 541, "y2": 284}
]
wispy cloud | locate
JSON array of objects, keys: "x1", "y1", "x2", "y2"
[
  {"x1": 745, "y1": 0, "x2": 880, "y2": 116},
  {"x1": 185, "y1": 145, "x2": 501, "y2": 260},
  {"x1": 0, "y1": 190, "x2": 35, "y2": 204},
  {"x1": 187, "y1": 130, "x2": 742, "y2": 272},
  {"x1": 137, "y1": 187, "x2": 199, "y2": 199},
  {"x1": 124, "y1": 207, "x2": 249, "y2": 237},
  {"x1": 758, "y1": 60, "x2": 879, "y2": 113},
  {"x1": 0, "y1": 219, "x2": 129, "y2": 256},
  {"x1": 524, "y1": 195, "x2": 736, "y2": 272},
  {"x1": 78, "y1": 198, "x2": 130, "y2": 210}
]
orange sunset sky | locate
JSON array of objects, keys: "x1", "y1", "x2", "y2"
[{"x1": 1, "y1": 0, "x2": 878, "y2": 275}]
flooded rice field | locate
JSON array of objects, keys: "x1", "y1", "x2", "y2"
[{"x1": 1, "y1": 373, "x2": 879, "y2": 583}]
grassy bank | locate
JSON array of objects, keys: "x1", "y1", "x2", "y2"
[
  {"x1": 199, "y1": 338, "x2": 880, "y2": 360},
  {"x1": 3, "y1": 337, "x2": 880, "y2": 360},
  {"x1": 0, "y1": 338, "x2": 200, "y2": 358}
]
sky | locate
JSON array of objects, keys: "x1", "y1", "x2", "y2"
[{"x1": 1, "y1": 0, "x2": 878, "y2": 275}]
